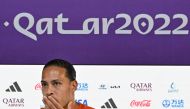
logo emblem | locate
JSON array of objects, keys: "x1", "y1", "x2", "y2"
[
  {"x1": 5, "y1": 81, "x2": 22, "y2": 92},
  {"x1": 101, "y1": 98, "x2": 117, "y2": 109}
]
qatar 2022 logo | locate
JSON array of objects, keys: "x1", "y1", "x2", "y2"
[{"x1": 1, "y1": 12, "x2": 189, "y2": 41}]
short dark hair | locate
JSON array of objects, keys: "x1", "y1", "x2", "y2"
[{"x1": 43, "y1": 59, "x2": 76, "y2": 81}]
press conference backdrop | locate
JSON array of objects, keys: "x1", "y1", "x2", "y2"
[
  {"x1": 1, "y1": 0, "x2": 190, "y2": 109},
  {"x1": 0, "y1": 65, "x2": 189, "y2": 109},
  {"x1": 1, "y1": 0, "x2": 190, "y2": 65}
]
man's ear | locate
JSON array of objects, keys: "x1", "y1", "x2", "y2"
[{"x1": 71, "y1": 80, "x2": 78, "y2": 91}]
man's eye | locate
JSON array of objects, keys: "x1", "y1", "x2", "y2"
[
  {"x1": 53, "y1": 82, "x2": 61, "y2": 86},
  {"x1": 41, "y1": 83, "x2": 48, "y2": 87}
]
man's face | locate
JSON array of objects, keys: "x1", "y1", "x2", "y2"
[{"x1": 41, "y1": 66, "x2": 77, "y2": 108}]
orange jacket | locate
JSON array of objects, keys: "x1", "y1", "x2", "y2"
[{"x1": 78, "y1": 104, "x2": 94, "y2": 109}]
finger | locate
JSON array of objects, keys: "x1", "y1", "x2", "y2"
[
  {"x1": 48, "y1": 95, "x2": 60, "y2": 103},
  {"x1": 67, "y1": 101, "x2": 75, "y2": 109},
  {"x1": 43, "y1": 96, "x2": 57, "y2": 109},
  {"x1": 45, "y1": 105, "x2": 49, "y2": 109},
  {"x1": 48, "y1": 96, "x2": 64, "y2": 109},
  {"x1": 42, "y1": 100, "x2": 49, "y2": 109}
]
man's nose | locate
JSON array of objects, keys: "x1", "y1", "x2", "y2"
[{"x1": 45, "y1": 85, "x2": 54, "y2": 96}]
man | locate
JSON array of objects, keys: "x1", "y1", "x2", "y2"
[{"x1": 41, "y1": 59, "x2": 94, "y2": 109}]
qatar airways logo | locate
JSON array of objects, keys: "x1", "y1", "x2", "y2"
[
  {"x1": 2, "y1": 98, "x2": 24, "y2": 107},
  {"x1": 130, "y1": 83, "x2": 152, "y2": 91},
  {"x1": 130, "y1": 100, "x2": 151, "y2": 107}
]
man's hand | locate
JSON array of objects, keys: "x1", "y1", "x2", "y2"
[{"x1": 43, "y1": 96, "x2": 75, "y2": 109}]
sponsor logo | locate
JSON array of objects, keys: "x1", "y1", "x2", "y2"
[
  {"x1": 101, "y1": 98, "x2": 117, "y2": 109},
  {"x1": 162, "y1": 99, "x2": 184, "y2": 108},
  {"x1": 98, "y1": 84, "x2": 107, "y2": 90},
  {"x1": 130, "y1": 83, "x2": 152, "y2": 91},
  {"x1": 2, "y1": 98, "x2": 24, "y2": 107},
  {"x1": 35, "y1": 83, "x2": 42, "y2": 90},
  {"x1": 130, "y1": 100, "x2": 151, "y2": 107},
  {"x1": 168, "y1": 82, "x2": 179, "y2": 93},
  {"x1": 75, "y1": 99, "x2": 88, "y2": 106},
  {"x1": 5, "y1": 81, "x2": 22, "y2": 92},
  {"x1": 110, "y1": 85, "x2": 120, "y2": 89},
  {"x1": 2, "y1": 81, "x2": 25, "y2": 107},
  {"x1": 98, "y1": 84, "x2": 120, "y2": 90},
  {"x1": 77, "y1": 83, "x2": 88, "y2": 91}
]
